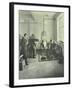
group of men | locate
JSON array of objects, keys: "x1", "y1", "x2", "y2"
[
  {"x1": 19, "y1": 33, "x2": 64, "y2": 66},
  {"x1": 38, "y1": 39, "x2": 64, "y2": 63},
  {"x1": 19, "y1": 33, "x2": 37, "y2": 65}
]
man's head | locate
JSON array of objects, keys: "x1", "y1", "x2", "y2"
[
  {"x1": 50, "y1": 39, "x2": 52, "y2": 42},
  {"x1": 24, "y1": 33, "x2": 27, "y2": 39},
  {"x1": 24, "y1": 33, "x2": 27, "y2": 37}
]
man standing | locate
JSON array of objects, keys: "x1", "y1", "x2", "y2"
[{"x1": 21, "y1": 33, "x2": 28, "y2": 65}]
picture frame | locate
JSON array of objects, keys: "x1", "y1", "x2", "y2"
[{"x1": 9, "y1": 2, "x2": 70, "y2": 87}]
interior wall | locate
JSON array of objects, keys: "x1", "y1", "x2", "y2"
[
  {"x1": 57, "y1": 13, "x2": 64, "y2": 42},
  {"x1": 53, "y1": 19, "x2": 57, "y2": 41},
  {"x1": 44, "y1": 19, "x2": 55, "y2": 41},
  {"x1": 19, "y1": 11, "x2": 57, "y2": 42}
]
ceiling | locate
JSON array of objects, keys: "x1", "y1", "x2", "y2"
[{"x1": 19, "y1": 10, "x2": 62, "y2": 23}]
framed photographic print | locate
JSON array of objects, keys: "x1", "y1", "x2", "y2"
[{"x1": 9, "y1": 2, "x2": 70, "y2": 87}]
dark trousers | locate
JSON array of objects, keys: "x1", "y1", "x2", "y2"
[
  {"x1": 24, "y1": 57, "x2": 28, "y2": 65},
  {"x1": 22, "y1": 52, "x2": 28, "y2": 65}
]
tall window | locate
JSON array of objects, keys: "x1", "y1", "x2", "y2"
[{"x1": 57, "y1": 13, "x2": 64, "y2": 42}]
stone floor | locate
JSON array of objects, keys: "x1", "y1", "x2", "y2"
[{"x1": 19, "y1": 55, "x2": 64, "y2": 79}]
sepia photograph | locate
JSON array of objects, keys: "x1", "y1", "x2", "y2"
[
  {"x1": 19, "y1": 10, "x2": 64, "y2": 79},
  {"x1": 9, "y1": 2, "x2": 70, "y2": 87}
]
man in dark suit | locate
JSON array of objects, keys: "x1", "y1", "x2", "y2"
[{"x1": 21, "y1": 33, "x2": 28, "y2": 65}]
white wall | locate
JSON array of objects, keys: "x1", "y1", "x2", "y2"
[
  {"x1": 53, "y1": 19, "x2": 57, "y2": 41},
  {"x1": 57, "y1": 13, "x2": 64, "y2": 42},
  {"x1": 19, "y1": 12, "x2": 56, "y2": 41}
]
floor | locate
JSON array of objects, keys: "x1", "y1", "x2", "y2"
[{"x1": 19, "y1": 55, "x2": 64, "y2": 79}]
